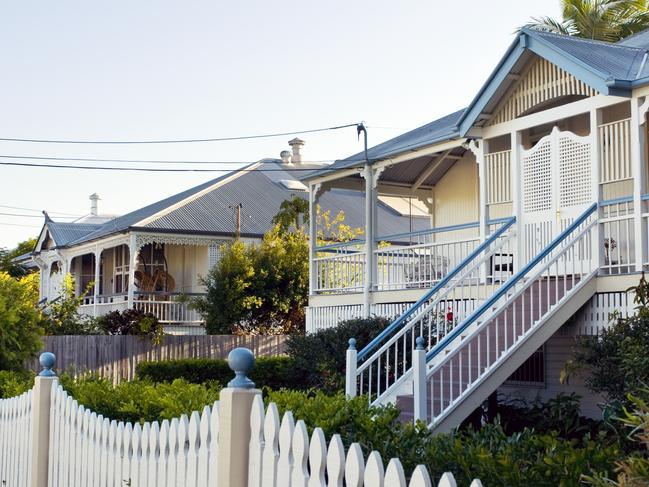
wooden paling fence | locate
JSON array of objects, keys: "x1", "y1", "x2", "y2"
[
  {"x1": 30, "y1": 335, "x2": 289, "y2": 383},
  {"x1": 2, "y1": 351, "x2": 485, "y2": 487}
]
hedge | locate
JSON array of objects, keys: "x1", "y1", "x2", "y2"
[{"x1": 136, "y1": 356, "x2": 295, "y2": 390}]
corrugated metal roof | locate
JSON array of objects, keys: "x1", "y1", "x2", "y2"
[
  {"x1": 47, "y1": 222, "x2": 102, "y2": 247},
  {"x1": 303, "y1": 109, "x2": 465, "y2": 180},
  {"x1": 53, "y1": 160, "x2": 425, "y2": 247},
  {"x1": 618, "y1": 29, "x2": 649, "y2": 49}
]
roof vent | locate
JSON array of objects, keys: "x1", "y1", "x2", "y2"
[
  {"x1": 288, "y1": 138, "x2": 305, "y2": 164},
  {"x1": 89, "y1": 193, "x2": 100, "y2": 216},
  {"x1": 280, "y1": 150, "x2": 292, "y2": 164},
  {"x1": 280, "y1": 179, "x2": 308, "y2": 191}
]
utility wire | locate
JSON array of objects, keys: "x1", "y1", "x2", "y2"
[
  {"x1": 0, "y1": 122, "x2": 361, "y2": 145},
  {"x1": 0, "y1": 161, "x2": 325, "y2": 172},
  {"x1": 0, "y1": 154, "x2": 337, "y2": 165},
  {"x1": 0, "y1": 212, "x2": 76, "y2": 219},
  {"x1": 0, "y1": 204, "x2": 82, "y2": 217},
  {"x1": 0, "y1": 221, "x2": 41, "y2": 228}
]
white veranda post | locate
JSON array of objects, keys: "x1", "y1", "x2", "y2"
[
  {"x1": 363, "y1": 163, "x2": 377, "y2": 317},
  {"x1": 632, "y1": 96, "x2": 649, "y2": 271},
  {"x1": 93, "y1": 247, "x2": 102, "y2": 317},
  {"x1": 127, "y1": 234, "x2": 137, "y2": 309},
  {"x1": 308, "y1": 183, "x2": 320, "y2": 295}
]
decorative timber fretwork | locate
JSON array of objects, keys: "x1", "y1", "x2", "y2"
[
  {"x1": 134, "y1": 233, "x2": 229, "y2": 251},
  {"x1": 488, "y1": 57, "x2": 598, "y2": 126}
]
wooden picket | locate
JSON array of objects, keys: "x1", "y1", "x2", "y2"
[
  {"x1": 247, "y1": 395, "x2": 483, "y2": 487},
  {"x1": 0, "y1": 389, "x2": 32, "y2": 487},
  {"x1": 47, "y1": 383, "x2": 220, "y2": 487}
]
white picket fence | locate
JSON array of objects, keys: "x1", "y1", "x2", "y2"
[
  {"x1": 0, "y1": 351, "x2": 484, "y2": 487},
  {"x1": 0, "y1": 389, "x2": 33, "y2": 487}
]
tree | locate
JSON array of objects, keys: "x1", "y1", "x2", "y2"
[
  {"x1": 0, "y1": 238, "x2": 37, "y2": 278},
  {"x1": 191, "y1": 226, "x2": 309, "y2": 334},
  {"x1": 272, "y1": 195, "x2": 309, "y2": 233},
  {"x1": 522, "y1": 0, "x2": 649, "y2": 42},
  {"x1": 0, "y1": 271, "x2": 44, "y2": 370},
  {"x1": 42, "y1": 274, "x2": 100, "y2": 335}
]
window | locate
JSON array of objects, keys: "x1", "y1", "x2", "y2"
[
  {"x1": 113, "y1": 245, "x2": 129, "y2": 294},
  {"x1": 506, "y1": 347, "x2": 545, "y2": 386}
]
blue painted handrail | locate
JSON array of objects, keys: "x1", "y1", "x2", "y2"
[
  {"x1": 375, "y1": 217, "x2": 513, "y2": 242},
  {"x1": 356, "y1": 216, "x2": 516, "y2": 362},
  {"x1": 316, "y1": 239, "x2": 366, "y2": 252},
  {"x1": 425, "y1": 202, "x2": 597, "y2": 362}
]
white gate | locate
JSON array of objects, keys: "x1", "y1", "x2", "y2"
[{"x1": 521, "y1": 126, "x2": 593, "y2": 271}]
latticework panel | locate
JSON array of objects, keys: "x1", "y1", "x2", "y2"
[
  {"x1": 485, "y1": 150, "x2": 512, "y2": 204},
  {"x1": 489, "y1": 57, "x2": 597, "y2": 125},
  {"x1": 558, "y1": 133, "x2": 592, "y2": 208},
  {"x1": 208, "y1": 242, "x2": 228, "y2": 269},
  {"x1": 522, "y1": 138, "x2": 552, "y2": 213}
]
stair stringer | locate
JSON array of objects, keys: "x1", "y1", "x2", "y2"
[{"x1": 430, "y1": 273, "x2": 597, "y2": 434}]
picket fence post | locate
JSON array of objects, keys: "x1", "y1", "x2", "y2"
[
  {"x1": 30, "y1": 352, "x2": 58, "y2": 487},
  {"x1": 216, "y1": 347, "x2": 262, "y2": 487}
]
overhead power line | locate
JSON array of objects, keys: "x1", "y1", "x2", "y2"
[
  {"x1": 0, "y1": 122, "x2": 361, "y2": 145},
  {"x1": 0, "y1": 221, "x2": 41, "y2": 228},
  {"x1": 0, "y1": 161, "x2": 325, "y2": 173},
  {"x1": 0, "y1": 212, "x2": 76, "y2": 219},
  {"x1": 0, "y1": 204, "x2": 82, "y2": 217},
  {"x1": 0, "y1": 154, "x2": 337, "y2": 165}
]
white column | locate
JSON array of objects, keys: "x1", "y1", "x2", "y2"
[
  {"x1": 412, "y1": 337, "x2": 427, "y2": 424},
  {"x1": 473, "y1": 140, "x2": 489, "y2": 243},
  {"x1": 127, "y1": 234, "x2": 137, "y2": 308},
  {"x1": 590, "y1": 108, "x2": 603, "y2": 270},
  {"x1": 631, "y1": 97, "x2": 648, "y2": 271},
  {"x1": 511, "y1": 131, "x2": 524, "y2": 272},
  {"x1": 363, "y1": 163, "x2": 375, "y2": 317},
  {"x1": 93, "y1": 247, "x2": 101, "y2": 317},
  {"x1": 308, "y1": 183, "x2": 320, "y2": 295}
]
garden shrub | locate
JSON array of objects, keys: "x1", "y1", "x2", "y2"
[
  {"x1": 43, "y1": 274, "x2": 101, "y2": 335},
  {"x1": 96, "y1": 308, "x2": 163, "y2": 343},
  {"x1": 58, "y1": 375, "x2": 221, "y2": 423},
  {"x1": 135, "y1": 356, "x2": 294, "y2": 390},
  {"x1": 0, "y1": 370, "x2": 34, "y2": 398},
  {"x1": 0, "y1": 271, "x2": 45, "y2": 369},
  {"x1": 285, "y1": 316, "x2": 391, "y2": 392},
  {"x1": 569, "y1": 274, "x2": 649, "y2": 406}
]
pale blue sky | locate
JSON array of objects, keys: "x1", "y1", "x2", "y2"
[{"x1": 0, "y1": 0, "x2": 561, "y2": 248}]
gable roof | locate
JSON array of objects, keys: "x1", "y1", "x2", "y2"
[
  {"x1": 306, "y1": 28, "x2": 649, "y2": 180},
  {"x1": 41, "y1": 159, "x2": 427, "y2": 249}
]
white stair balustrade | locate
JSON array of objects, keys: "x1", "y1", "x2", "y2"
[
  {"x1": 406, "y1": 204, "x2": 598, "y2": 432},
  {"x1": 349, "y1": 217, "x2": 517, "y2": 404}
]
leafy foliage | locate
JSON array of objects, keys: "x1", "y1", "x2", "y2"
[
  {"x1": 0, "y1": 238, "x2": 37, "y2": 277},
  {"x1": 521, "y1": 0, "x2": 649, "y2": 42},
  {"x1": 286, "y1": 316, "x2": 390, "y2": 393},
  {"x1": 42, "y1": 274, "x2": 100, "y2": 335},
  {"x1": 96, "y1": 308, "x2": 163, "y2": 343},
  {"x1": 135, "y1": 356, "x2": 294, "y2": 390},
  {"x1": 584, "y1": 393, "x2": 649, "y2": 486},
  {"x1": 191, "y1": 226, "x2": 309, "y2": 334},
  {"x1": 0, "y1": 271, "x2": 44, "y2": 370},
  {"x1": 272, "y1": 195, "x2": 309, "y2": 233},
  {"x1": 0, "y1": 369, "x2": 34, "y2": 397},
  {"x1": 570, "y1": 274, "x2": 649, "y2": 405}
]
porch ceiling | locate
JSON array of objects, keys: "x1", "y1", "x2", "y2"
[{"x1": 378, "y1": 146, "x2": 468, "y2": 187}]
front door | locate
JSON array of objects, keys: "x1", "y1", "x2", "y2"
[{"x1": 521, "y1": 126, "x2": 593, "y2": 273}]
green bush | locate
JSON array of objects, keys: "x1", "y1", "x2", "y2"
[
  {"x1": 58, "y1": 375, "x2": 221, "y2": 423},
  {"x1": 135, "y1": 356, "x2": 295, "y2": 390},
  {"x1": 265, "y1": 389, "x2": 618, "y2": 486},
  {"x1": 0, "y1": 370, "x2": 34, "y2": 398},
  {"x1": 286, "y1": 316, "x2": 390, "y2": 392},
  {"x1": 96, "y1": 308, "x2": 163, "y2": 343}
]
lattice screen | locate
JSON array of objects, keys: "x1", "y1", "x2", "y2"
[
  {"x1": 558, "y1": 133, "x2": 592, "y2": 208},
  {"x1": 489, "y1": 57, "x2": 597, "y2": 125},
  {"x1": 208, "y1": 243, "x2": 227, "y2": 269},
  {"x1": 522, "y1": 138, "x2": 552, "y2": 212}
]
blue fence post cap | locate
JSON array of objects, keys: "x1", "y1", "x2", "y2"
[
  {"x1": 227, "y1": 347, "x2": 255, "y2": 389},
  {"x1": 39, "y1": 352, "x2": 56, "y2": 377},
  {"x1": 348, "y1": 338, "x2": 356, "y2": 350},
  {"x1": 416, "y1": 336, "x2": 425, "y2": 351}
]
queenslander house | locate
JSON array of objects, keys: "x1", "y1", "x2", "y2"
[
  {"x1": 31, "y1": 139, "x2": 427, "y2": 334},
  {"x1": 304, "y1": 28, "x2": 649, "y2": 430}
]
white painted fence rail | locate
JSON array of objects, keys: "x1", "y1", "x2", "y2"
[{"x1": 0, "y1": 350, "x2": 483, "y2": 487}]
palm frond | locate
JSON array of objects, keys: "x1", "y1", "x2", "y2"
[{"x1": 519, "y1": 16, "x2": 573, "y2": 35}]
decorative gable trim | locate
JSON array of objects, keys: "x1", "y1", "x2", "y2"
[{"x1": 488, "y1": 56, "x2": 598, "y2": 126}]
